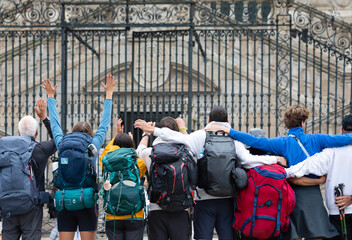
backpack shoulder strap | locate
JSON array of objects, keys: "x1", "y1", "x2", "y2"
[{"x1": 289, "y1": 134, "x2": 310, "y2": 157}]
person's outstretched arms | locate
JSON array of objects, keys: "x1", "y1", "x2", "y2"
[
  {"x1": 41, "y1": 79, "x2": 63, "y2": 147},
  {"x1": 92, "y1": 75, "x2": 116, "y2": 149}
]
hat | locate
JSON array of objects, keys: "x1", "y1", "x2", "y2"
[{"x1": 249, "y1": 128, "x2": 266, "y2": 138}]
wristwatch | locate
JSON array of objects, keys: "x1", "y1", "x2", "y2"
[{"x1": 142, "y1": 132, "x2": 150, "y2": 138}]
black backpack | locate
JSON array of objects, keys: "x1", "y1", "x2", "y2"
[
  {"x1": 149, "y1": 143, "x2": 197, "y2": 211},
  {"x1": 198, "y1": 131, "x2": 242, "y2": 197}
]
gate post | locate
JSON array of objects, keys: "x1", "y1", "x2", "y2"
[
  {"x1": 187, "y1": 3, "x2": 194, "y2": 132},
  {"x1": 61, "y1": 3, "x2": 68, "y2": 133}
]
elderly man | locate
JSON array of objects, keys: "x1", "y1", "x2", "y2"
[{"x1": 0, "y1": 98, "x2": 56, "y2": 240}]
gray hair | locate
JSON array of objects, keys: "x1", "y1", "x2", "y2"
[{"x1": 18, "y1": 116, "x2": 38, "y2": 137}]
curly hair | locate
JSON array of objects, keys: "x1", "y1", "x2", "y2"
[{"x1": 284, "y1": 105, "x2": 310, "y2": 129}]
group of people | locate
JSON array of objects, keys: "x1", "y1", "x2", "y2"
[{"x1": 0, "y1": 75, "x2": 352, "y2": 240}]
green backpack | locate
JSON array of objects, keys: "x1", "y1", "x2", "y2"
[{"x1": 100, "y1": 148, "x2": 145, "y2": 217}]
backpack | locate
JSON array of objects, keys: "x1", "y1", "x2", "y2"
[
  {"x1": 234, "y1": 164, "x2": 296, "y2": 239},
  {"x1": 198, "y1": 131, "x2": 239, "y2": 197},
  {"x1": 100, "y1": 148, "x2": 145, "y2": 216},
  {"x1": 149, "y1": 143, "x2": 197, "y2": 211},
  {"x1": 0, "y1": 136, "x2": 39, "y2": 216},
  {"x1": 53, "y1": 132, "x2": 96, "y2": 190}
]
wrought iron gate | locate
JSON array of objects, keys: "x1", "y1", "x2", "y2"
[
  {"x1": 1, "y1": 0, "x2": 352, "y2": 235},
  {"x1": 1, "y1": 0, "x2": 352, "y2": 176}
]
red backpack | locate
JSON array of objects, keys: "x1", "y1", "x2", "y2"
[{"x1": 233, "y1": 164, "x2": 296, "y2": 239}]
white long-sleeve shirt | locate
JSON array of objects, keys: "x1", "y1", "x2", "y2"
[
  {"x1": 286, "y1": 145, "x2": 352, "y2": 215},
  {"x1": 152, "y1": 121, "x2": 277, "y2": 201}
]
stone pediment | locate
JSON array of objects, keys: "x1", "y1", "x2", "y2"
[{"x1": 84, "y1": 62, "x2": 218, "y2": 94}]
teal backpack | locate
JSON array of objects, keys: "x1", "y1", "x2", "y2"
[{"x1": 100, "y1": 148, "x2": 145, "y2": 217}]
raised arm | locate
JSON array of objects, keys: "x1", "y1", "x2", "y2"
[
  {"x1": 41, "y1": 79, "x2": 63, "y2": 147},
  {"x1": 204, "y1": 125, "x2": 285, "y2": 156},
  {"x1": 91, "y1": 75, "x2": 116, "y2": 149},
  {"x1": 35, "y1": 98, "x2": 54, "y2": 139}
]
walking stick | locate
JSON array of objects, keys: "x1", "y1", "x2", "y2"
[{"x1": 334, "y1": 183, "x2": 348, "y2": 240}]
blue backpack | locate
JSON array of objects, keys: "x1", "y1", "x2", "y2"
[
  {"x1": 54, "y1": 132, "x2": 96, "y2": 190},
  {"x1": 0, "y1": 136, "x2": 39, "y2": 216}
]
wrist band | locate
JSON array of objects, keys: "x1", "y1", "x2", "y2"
[
  {"x1": 179, "y1": 127, "x2": 187, "y2": 131},
  {"x1": 142, "y1": 132, "x2": 150, "y2": 138}
]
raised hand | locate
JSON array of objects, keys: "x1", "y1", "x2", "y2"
[
  {"x1": 34, "y1": 98, "x2": 47, "y2": 121},
  {"x1": 101, "y1": 75, "x2": 117, "y2": 99},
  {"x1": 41, "y1": 79, "x2": 57, "y2": 98},
  {"x1": 116, "y1": 118, "x2": 124, "y2": 134}
]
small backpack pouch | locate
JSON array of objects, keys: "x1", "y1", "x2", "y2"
[{"x1": 54, "y1": 187, "x2": 96, "y2": 211}]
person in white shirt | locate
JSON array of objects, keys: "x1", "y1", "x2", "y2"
[
  {"x1": 286, "y1": 114, "x2": 352, "y2": 240},
  {"x1": 135, "y1": 106, "x2": 285, "y2": 240},
  {"x1": 136, "y1": 117, "x2": 192, "y2": 240}
]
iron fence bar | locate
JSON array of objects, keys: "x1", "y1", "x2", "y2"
[
  {"x1": 181, "y1": 34, "x2": 185, "y2": 118},
  {"x1": 275, "y1": 18, "x2": 279, "y2": 136},
  {"x1": 18, "y1": 33, "x2": 22, "y2": 124},
  {"x1": 211, "y1": 32, "x2": 214, "y2": 109},
  {"x1": 297, "y1": 33, "x2": 301, "y2": 106},
  {"x1": 203, "y1": 31, "x2": 208, "y2": 125},
  {"x1": 71, "y1": 33, "x2": 75, "y2": 129},
  {"x1": 144, "y1": 35, "x2": 148, "y2": 120},
  {"x1": 175, "y1": 34, "x2": 178, "y2": 115},
  {"x1": 97, "y1": 34, "x2": 102, "y2": 131},
  {"x1": 311, "y1": 40, "x2": 316, "y2": 133},
  {"x1": 117, "y1": 31, "x2": 121, "y2": 136},
  {"x1": 131, "y1": 31, "x2": 135, "y2": 140},
  {"x1": 342, "y1": 57, "x2": 346, "y2": 118},
  {"x1": 260, "y1": 30, "x2": 264, "y2": 129},
  {"x1": 150, "y1": 34, "x2": 154, "y2": 122},
  {"x1": 124, "y1": 31, "x2": 128, "y2": 131},
  {"x1": 334, "y1": 57, "x2": 338, "y2": 133},
  {"x1": 187, "y1": 3, "x2": 194, "y2": 132},
  {"x1": 267, "y1": 33, "x2": 271, "y2": 137},
  {"x1": 327, "y1": 49, "x2": 331, "y2": 133},
  {"x1": 90, "y1": 35, "x2": 95, "y2": 129},
  {"x1": 238, "y1": 32, "x2": 242, "y2": 131},
  {"x1": 162, "y1": 33, "x2": 166, "y2": 117},
  {"x1": 304, "y1": 38, "x2": 308, "y2": 109},
  {"x1": 253, "y1": 32, "x2": 257, "y2": 128},
  {"x1": 32, "y1": 33, "x2": 36, "y2": 122},
  {"x1": 25, "y1": 32, "x2": 29, "y2": 115},
  {"x1": 319, "y1": 47, "x2": 323, "y2": 133},
  {"x1": 168, "y1": 33, "x2": 172, "y2": 114},
  {"x1": 39, "y1": 32, "x2": 43, "y2": 137},
  {"x1": 84, "y1": 33, "x2": 88, "y2": 122},
  {"x1": 77, "y1": 37, "x2": 81, "y2": 122},
  {"x1": 197, "y1": 33, "x2": 201, "y2": 129},
  {"x1": 217, "y1": 32, "x2": 221, "y2": 107},
  {"x1": 224, "y1": 33, "x2": 228, "y2": 111},
  {"x1": 4, "y1": 33, "x2": 8, "y2": 135},
  {"x1": 110, "y1": 32, "x2": 115, "y2": 138},
  {"x1": 246, "y1": 31, "x2": 249, "y2": 132},
  {"x1": 11, "y1": 32, "x2": 15, "y2": 136},
  {"x1": 61, "y1": 4, "x2": 68, "y2": 133},
  {"x1": 230, "y1": 31, "x2": 235, "y2": 129},
  {"x1": 350, "y1": 63, "x2": 352, "y2": 114}
]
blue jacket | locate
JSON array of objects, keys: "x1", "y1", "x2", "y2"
[
  {"x1": 229, "y1": 127, "x2": 352, "y2": 167},
  {"x1": 48, "y1": 97, "x2": 112, "y2": 151}
]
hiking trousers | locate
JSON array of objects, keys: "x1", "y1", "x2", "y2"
[{"x1": 2, "y1": 205, "x2": 43, "y2": 240}]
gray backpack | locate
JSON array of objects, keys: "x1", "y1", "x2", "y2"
[
  {"x1": 0, "y1": 136, "x2": 39, "y2": 217},
  {"x1": 198, "y1": 131, "x2": 239, "y2": 197}
]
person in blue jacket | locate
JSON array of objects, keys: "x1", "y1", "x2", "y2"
[
  {"x1": 41, "y1": 76, "x2": 116, "y2": 240},
  {"x1": 205, "y1": 105, "x2": 352, "y2": 239}
]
